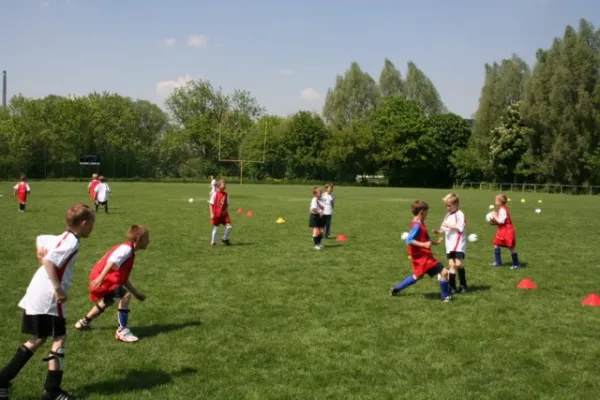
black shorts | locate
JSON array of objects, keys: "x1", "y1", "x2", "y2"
[
  {"x1": 446, "y1": 252, "x2": 465, "y2": 260},
  {"x1": 98, "y1": 201, "x2": 107, "y2": 205},
  {"x1": 308, "y1": 213, "x2": 324, "y2": 228},
  {"x1": 21, "y1": 313, "x2": 66, "y2": 338},
  {"x1": 103, "y1": 286, "x2": 128, "y2": 304}
]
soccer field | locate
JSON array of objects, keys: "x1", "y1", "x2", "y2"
[{"x1": 1, "y1": 182, "x2": 599, "y2": 399}]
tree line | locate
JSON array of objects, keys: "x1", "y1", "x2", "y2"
[{"x1": 1, "y1": 18, "x2": 598, "y2": 187}]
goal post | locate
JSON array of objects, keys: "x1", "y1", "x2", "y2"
[{"x1": 218, "y1": 120, "x2": 268, "y2": 185}]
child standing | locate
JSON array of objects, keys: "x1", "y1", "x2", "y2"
[
  {"x1": 309, "y1": 187, "x2": 325, "y2": 250},
  {"x1": 13, "y1": 175, "x2": 31, "y2": 212},
  {"x1": 0, "y1": 204, "x2": 95, "y2": 400},
  {"x1": 74, "y1": 225, "x2": 150, "y2": 343},
  {"x1": 434, "y1": 193, "x2": 468, "y2": 294},
  {"x1": 94, "y1": 176, "x2": 110, "y2": 214},
  {"x1": 390, "y1": 200, "x2": 452, "y2": 302},
  {"x1": 489, "y1": 194, "x2": 521, "y2": 269},
  {"x1": 87, "y1": 174, "x2": 100, "y2": 206},
  {"x1": 321, "y1": 183, "x2": 335, "y2": 239},
  {"x1": 209, "y1": 179, "x2": 233, "y2": 247}
]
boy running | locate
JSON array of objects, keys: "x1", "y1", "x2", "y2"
[
  {"x1": 434, "y1": 193, "x2": 468, "y2": 294},
  {"x1": 87, "y1": 174, "x2": 100, "y2": 206},
  {"x1": 74, "y1": 225, "x2": 150, "y2": 343},
  {"x1": 0, "y1": 204, "x2": 95, "y2": 400},
  {"x1": 209, "y1": 180, "x2": 233, "y2": 247},
  {"x1": 390, "y1": 200, "x2": 452, "y2": 302},
  {"x1": 13, "y1": 175, "x2": 31, "y2": 213}
]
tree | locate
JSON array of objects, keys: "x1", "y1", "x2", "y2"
[
  {"x1": 282, "y1": 111, "x2": 330, "y2": 179},
  {"x1": 404, "y1": 61, "x2": 447, "y2": 115},
  {"x1": 426, "y1": 113, "x2": 472, "y2": 184},
  {"x1": 379, "y1": 58, "x2": 405, "y2": 98}
]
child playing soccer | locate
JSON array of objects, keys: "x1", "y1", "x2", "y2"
[
  {"x1": 0, "y1": 204, "x2": 95, "y2": 400},
  {"x1": 74, "y1": 225, "x2": 150, "y2": 343},
  {"x1": 13, "y1": 175, "x2": 31, "y2": 212},
  {"x1": 434, "y1": 193, "x2": 468, "y2": 294},
  {"x1": 94, "y1": 175, "x2": 110, "y2": 214},
  {"x1": 390, "y1": 200, "x2": 452, "y2": 302},
  {"x1": 87, "y1": 173, "x2": 100, "y2": 206},
  {"x1": 321, "y1": 183, "x2": 335, "y2": 239},
  {"x1": 209, "y1": 179, "x2": 233, "y2": 247},
  {"x1": 489, "y1": 194, "x2": 521, "y2": 269},
  {"x1": 309, "y1": 187, "x2": 325, "y2": 249}
]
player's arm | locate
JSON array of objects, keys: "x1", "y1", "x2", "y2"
[
  {"x1": 90, "y1": 262, "x2": 117, "y2": 288},
  {"x1": 41, "y1": 258, "x2": 68, "y2": 302},
  {"x1": 125, "y1": 280, "x2": 146, "y2": 301},
  {"x1": 493, "y1": 209, "x2": 507, "y2": 225},
  {"x1": 208, "y1": 193, "x2": 215, "y2": 218},
  {"x1": 26, "y1": 184, "x2": 31, "y2": 193},
  {"x1": 406, "y1": 225, "x2": 434, "y2": 248}
]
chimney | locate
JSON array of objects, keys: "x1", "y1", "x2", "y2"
[{"x1": 2, "y1": 70, "x2": 6, "y2": 108}]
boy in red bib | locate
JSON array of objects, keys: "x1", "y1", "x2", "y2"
[
  {"x1": 489, "y1": 194, "x2": 521, "y2": 269},
  {"x1": 390, "y1": 200, "x2": 452, "y2": 302},
  {"x1": 13, "y1": 175, "x2": 31, "y2": 212},
  {"x1": 209, "y1": 179, "x2": 233, "y2": 247},
  {"x1": 74, "y1": 225, "x2": 150, "y2": 342},
  {"x1": 87, "y1": 174, "x2": 100, "y2": 205}
]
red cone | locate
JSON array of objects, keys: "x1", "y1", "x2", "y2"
[
  {"x1": 581, "y1": 294, "x2": 600, "y2": 306},
  {"x1": 237, "y1": 208, "x2": 244, "y2": 213},
  {"x1": 517, "y1": 278, "x2": 537, "y2": 289},
  {"x1": 246, "y1": 211, "x2": 254, "y2": 217},
  {"x1": 336, "y1": 234, "x2": 347, "y2": 242}
]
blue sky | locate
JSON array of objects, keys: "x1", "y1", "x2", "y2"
[{"x1": 2, "y1": 0, "x2": 598, "y2": 118}]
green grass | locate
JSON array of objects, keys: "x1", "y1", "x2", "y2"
[{"x1": 1, "y1": 182, "x2": 599, "y2": 400}]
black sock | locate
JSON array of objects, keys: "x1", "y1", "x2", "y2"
[
  {"x1": 43, "y1": 370, "x2": 63, "y2": 393},
  {"x1": 0, "y1": 346, "x2": 34, "y2": 386},
  {"x1": 18, "y1": 204, "x2": 24, "y2": 211},
  {"x1": 104, "y1": 203, "x2": 108, "y2": 214},
  {"x1": 95, "y1": 204, "x2": 99, "y2": 212},
  {"x1": 317, "y1": 234, "x2": 323, "y2": 244},
  {"x1": 312, "y1": 236, "x2": 318, "y2": 245},
  {"x1": 458, "y1": 268, "x2": 467, "y2": 288},
  {"x1": 449, "y1": 273, "x2": 457, "y2": 290}
]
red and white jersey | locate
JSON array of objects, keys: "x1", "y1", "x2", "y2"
[
  {"x1": 94, "y1": 182, "x2": 110, "y2": 202},
  {"x1": 209, "y1": 191, "x2": 230, "y2": 217},
  {"x1": 18, "y1": 231, "x2": 80, "y2": 318},
  {"x1": 13, "y1": 182, "x2": 31, "y2": 193},
  {"x1": 89, "y1": 242, "x2": 135, "y2": 301},
  {"x1": 209, "y1": 179, "x2": 218, "y2": 195},
  {"x1": 441, "y1": 210, "x2": 467, "y2": 254}
]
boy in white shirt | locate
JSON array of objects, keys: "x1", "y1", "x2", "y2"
[
  {"x1": 434, "y1": 193, "x2": 468, "y2": 294},
  {"x1": 309, "y1": 187, "x2": 325, "y2": 249},
  {"x1": 94, "y1": 175, "x2": 111, "y2": 214},
  {"x1": 0, "y1": 204, "x2": 95, "y2": 400},
  {"x1": 321, "y1": 183, "x2": 335, "y2": 238}
]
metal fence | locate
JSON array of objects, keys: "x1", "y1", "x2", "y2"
[{"x1": 457, "y1": 182, "x2": 600, "y2": 195}]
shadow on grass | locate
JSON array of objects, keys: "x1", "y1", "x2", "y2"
[
  {"x1": 229, "y1": 242, "x2": 256, "y2": 247},
  {"x1": 492, "y1": 261, "x2": 529, "y2": 268},
  {"x1": 76, "y1": 367, "x2": 197, "y2": 398},
  {"x1": 422, "y1": 285, "x2": 492, "y2": 300},
  {"x1": 323, "y1": 244, "x2": 345, "y2": 248},
  {"x1": 134, "y1": 320, "x2": 203, "y2": 339}
]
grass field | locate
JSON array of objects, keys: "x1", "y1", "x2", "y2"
[{"x1": 1, "y1": 181, "x2": 599, "y2": 400}]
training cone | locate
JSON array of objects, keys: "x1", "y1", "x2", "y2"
[
  {"x1": 246, "y1": 211, "x2": 254, "y2": 217},
  {"x1": 581, "y1": 294, "x2": 600, "y2": 307},
  {"x1": 275, "y1": 217, "x2": 286, "y2": 223},
  {"x1": 517, "y1": 278, "x2": 537, "y2": 289},
  {"x1": 237, "y1": 208, "x2": 244, "y2": 213},
  {"x1": 336, "y1": 234, "x2": 348, "y2": 242}
]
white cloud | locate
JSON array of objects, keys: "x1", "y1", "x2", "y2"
[
  {"x1": 279, "y1": 68, "x2": 293, "y2": 76},
  {"x1": 300, "y1": 88, "x2": 320, "y2": 101},
  {"x1": 156, "y1": 74, "x2": 198, "y2": 97},
  {"x1": 186, "y1": 34, "x2": 209, "y2": 48},
  {"x1": 40, "y1": 1, "x2": 50, "y2": 7},
  {"x1": 157, "y1": 38, "x2": 176, "y2": 47}
]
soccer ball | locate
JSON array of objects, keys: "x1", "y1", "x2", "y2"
[
  {"x1": 535, "y1": 208, "x2": 541, "y2": 214},
  {"x1": 468, "y1": 233, "x2": 478, "y2": 243},
  {"x1": 485, "y1": 212, "x2": 495, "y2": 224},
  {"x1": 401, "y1": 232, "x2": 409, "y2": 240},
  {"x1": 188, "y1": 198, "x2": 195, "y2": 203},
  {"x1": 488, "y1": 204, "x2": 495, "y2": 210}
]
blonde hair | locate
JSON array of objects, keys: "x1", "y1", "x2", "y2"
[
  {"x1": 496, "y1": 194, "x2": 508, "y2": 205},
  {"x1": 313, "y1": 186, "x2": 322, "y2": 196},
  {"x1": 443, "y1": 192, "x2": 459, "y2": 206}
]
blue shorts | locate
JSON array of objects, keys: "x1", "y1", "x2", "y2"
[{"x1": 425, "y1": 263, "x2": 444, "y2": 277}]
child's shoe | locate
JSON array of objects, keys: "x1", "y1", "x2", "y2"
[
  {"x1": 40, "y1": 388, "x2": 74, "y2": 400},
  {"x1": 115, "y1": 327, "x2": 139, "y2": 343},
  {"x1": 74, "y1": 319, "x2": 91, "y2": 330}
]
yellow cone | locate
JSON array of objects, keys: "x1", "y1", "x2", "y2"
[{"x1": 276, "y1": 217, "x2": 286, "y2": 223}]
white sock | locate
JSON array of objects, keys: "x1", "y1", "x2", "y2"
[
  {"x1": 211, "y1": 226, "x2": 219, "y2": 243},
  {"x1": 223, "y1": 224, "x2": 232, "y2": 240}
]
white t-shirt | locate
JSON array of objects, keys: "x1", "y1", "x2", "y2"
[
  {"x1": 19, "y1": 231, "x2": 80, "y2": 317},
  {"x1": 108, "y1": 244, "x2": 134, "y2": 269},
  {"x1": 310, "y1": 197, "x2": 323, "y2": 213},
  {"x1": 209, "y1": 191, "x2": 230, "y2": 205},
  {"x1": 441, "y1": 210, "x2": 467, "y2": 254},
  {"x1": 321, "y1": 193, "x2": 335, "y2": 215},
  {"x1": 13, "y1": 183, "x2": 31, "y2": 191},
  {"x1": 209, "y1": 179, "x2": 218, "y2": 195},
  {"x1": 495, "y1": 207, "x2": 507, "y2": 224},
  {"x1": 94, "y1": 182, "x2": 110, "y2": 202}
]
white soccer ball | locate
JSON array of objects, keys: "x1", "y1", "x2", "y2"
[
  {"x1": 488, "y1": 204, "x2": 495, "y2": 210},
  {"x1": 188, "y1": 198, "x2": 195, "y2": 203},
  {"x1": 535, "y1": 208, "x2": 541, "y2": 214},
  {"x1": 468, "y1": 233, "x2": 478, "y2": 243},
  {"x1": 401, "y1": 232, "x2": 409, "y2": 240},
  {"x1": 485, "y1": 212, "x2": 495, "y2": 223}
]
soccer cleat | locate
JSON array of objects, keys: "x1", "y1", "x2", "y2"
[
  {"x1": 221, "y1": 239, "x2": 231, "y2": 246},
  {"x1": 318, "y1": 243, "x2": 324, "y2": 249},
  {"x1": 442, "y1": 296, "x2": 452, "y2": 303},
  {"x1": 509, "y1": 265, "x2": 521, "y2": 270},
  {"x1": 210, "y1": 242, "x2": 216, "y2": 248},
  {"x1": 115, "y1": 327, "x2": 139, "y2": 343},
  {"x1": 74, "y1": 318, "x2": 91, "y2": 330},
  {"x1": 456, "y1": 286, "x2": 467, "y2": 294},
  {"x1": 489, "y1": 262, "x2": 502, "y2": 267},
  {"x1": 314, "y1": 245, "x2": 321, "y2": 250},
  {"x1": 390, "y1": 288, "x2": 399, "y2": 296},
  {"x1": 40, "y1": 389, "x2": 73, "y2": 400}
]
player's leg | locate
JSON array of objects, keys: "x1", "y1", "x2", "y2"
[
  {"x1": 433, "y1": 265, "x2": 451, "y2": 301},
  {"x1": 491, "y1": 244, "x2": 503, "y2": 266},
  {"x1": 222, "y1": 215, "x2": 232, "y2": 245},
  {"x1": 390, "y1": 273, "x2": 423, "y2": 296},
  {"x1": 74, "y1": 295, "x2": 116, "y2": 330},
  {"x1": 447, "y1": 257, "x2": 457, "y2": 293},
  {"x1": 456, "y1": 254, "x2": 467, "y2": 292},
  {"x1": 0, "y1": 335, "x2": 46, "y2": 399},
  {"x1": 324, "y1": 215, "x2": 331, "y2": 238},
  {"x1": 115, "y1": 289, "x2": 138, "y2": 343},
  {"x1": 40, "y1": 332, "x2": 73, "y2": 400},
  {"x1": 103, "y1": 201, "x2": 108, "y2": 214},
  {"x1": 509, "y1": 245, "x2": 521, "y2": 269},
  {"x1": 211, "y1": 223, "x2": 219, "y2": 247}
]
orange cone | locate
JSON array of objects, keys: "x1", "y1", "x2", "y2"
[
  {"x1": 581, "y1": 294, "x2": 600, "y2": 306},
  {"x1": 517, "y1": 278, "x2": 537, "y2": 289},
  {"x1": 237, "y1": 208, "x2": 244, "y2": 213},
  {"x1": 336, "y1": 234, "x2": 347, "y2": 242},
  {"x1": 246, "y1": 211, "x2": 254, "y2": 217}
]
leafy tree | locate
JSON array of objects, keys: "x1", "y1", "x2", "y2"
[
  {"x1": 404, "y1": 61, "x2": 447, "y2": 115},
  {"x1": 379, "y1": 58, "x2": 405, "y2": 98}
]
